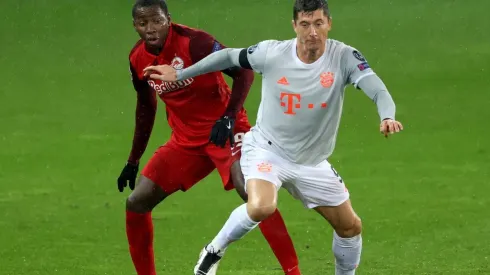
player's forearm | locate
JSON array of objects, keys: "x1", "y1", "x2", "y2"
[
  {"x1": 224, "y1": 68, "x2": 254, "y2": 117},
  {"x1": 358, "y1": 75, "x2": 396, "y2": 121},
  {"x1": 128, "y1": 93, "x2": 157, "y2": 164},
  {"x1": 176, "y1": 48, "x2": 243, "y2": 81}
]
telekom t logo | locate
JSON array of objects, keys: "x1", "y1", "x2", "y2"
[
  {"x1": 280, "y1": 92, "x2": 301, "y2": 115},
  {"x1": 280, "y1": 92, "x2": 328, "y2": 115}
]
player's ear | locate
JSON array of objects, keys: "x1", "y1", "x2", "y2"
[{"x1": 326, "y1": 17, "x2": 332, "y2": 31}]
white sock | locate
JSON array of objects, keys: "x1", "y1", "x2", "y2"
[
  {"x1": 332, "y1": 231, "x2": 362, "y2": 275},
  {"x1": 209, "y1": 203, "x2": 259, "y2": 252}
]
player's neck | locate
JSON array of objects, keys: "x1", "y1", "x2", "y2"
[
  {"x1": 296, "y1": 46, "x2": 324, "y2": 64},
  {"x1": 145, "y1": 44, "x2": 163, "y2": 56}
]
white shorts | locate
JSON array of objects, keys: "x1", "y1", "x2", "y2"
[{"x1": 240, "y1": 131, "x2": 350, "y2": 209}]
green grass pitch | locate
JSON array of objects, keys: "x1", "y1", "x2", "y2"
[{"x1": 0, "y1": 0, "x2": 489, "y2": 274}]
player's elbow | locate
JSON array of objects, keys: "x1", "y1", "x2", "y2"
[
  {"x1": 244, "y1": 68, "x2": 255, "y2": 82},
  {"x1": 235, "y1": 70, "x2": 254, "y2": 95},
  {"x1": 233, "y1": 67, "x2": 254, "y2": 83}
]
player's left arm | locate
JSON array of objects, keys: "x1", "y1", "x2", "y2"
[
  {"x1": 185, "y1": 31, "x2": 256, "y2": 147},
  {"x1": 341, "y1": 46, "x2": 404, "y2": 137},
  {"x1": 188, "y1": 31, "x2": 254, "y2": 118}
]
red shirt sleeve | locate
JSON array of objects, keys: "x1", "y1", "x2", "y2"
[
  {"x1": 127, "y1": 62, "x2": 158, "y2": 164},
  {"x1": 189, "y1": 31, "x2": 254, "y2": 118}
]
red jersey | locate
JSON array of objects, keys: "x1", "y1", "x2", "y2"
[{"x1": 127, "y1": 24, "x2": 253, "y2": 163}]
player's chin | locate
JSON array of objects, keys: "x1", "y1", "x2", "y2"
[
  {"x1": 305, "y1": 40, "x2": 320, "y2": 47},
  {"x1": 145, "y1": 38, "x2": 162, "y2": 47},
  {"x1": 306, "y1": 44, "x2": 321, "y2": 52}
]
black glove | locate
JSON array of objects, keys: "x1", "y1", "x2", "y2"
[
  {"x1": 117, "y1": 162, "x2": 139, "y2": 192},
  {"x1": 209, "y1": 115, "x2": 235, "y2": 148}
]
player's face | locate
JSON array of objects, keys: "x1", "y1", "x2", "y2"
[
  {"x1": 133, "y1": 5, "x2": 170, "y2": 50},
  {"x1": 292, "y1": 9, "x2": 331, "y2": 52}
]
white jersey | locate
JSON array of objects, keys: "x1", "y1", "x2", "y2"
[{"x1": 245, "y1": 38, "x2": 375, "y2": 165}]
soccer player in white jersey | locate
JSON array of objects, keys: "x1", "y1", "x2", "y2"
[{"x1": 144, "y1": 0, "x2": 403, "y2": 274}]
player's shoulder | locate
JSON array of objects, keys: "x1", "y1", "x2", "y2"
[
  {"x1": 172, "y1": 23, "x2": 216, "y2": 42},
  {"x1": 326, "y1": 39, "x2": 351, "y2": 55},
  {"x1": 261, "y1": 39, "x2": 293, "y2": 50},
  {"x1": 250, "y1": 39, "x2": 294, "y2": 56},
  {"x1": 129, "y1": 39, "x2": 145, "y2": 58},
  {"x1": 129, "y1": 39, "x2": 146, "y2": 66},
  {"x1": 172, "y1": 23, "x2": 223, "y2": 62},
  {"x1": 327, "y1": 38, "x2": 363, "y2": 58}
]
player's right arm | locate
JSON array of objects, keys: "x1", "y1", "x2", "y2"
[
  {"x1": 143, "y1": 40, "x2": 273, "y2": 82},
  {"x1": 117, "y1": 62, "x2": 157, "y2": 192}
]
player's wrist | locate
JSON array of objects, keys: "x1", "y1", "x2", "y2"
[
  {"x1": 175, "y1": 69, "x2": 184, "y2": 81},
  {"x1": 222, "y1": 110, "x2": 236, "y2": 119}
]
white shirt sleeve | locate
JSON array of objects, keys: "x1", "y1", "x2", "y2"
[
  {"x1": 245, "y1": 40, "x2": 273, "y2": 75},
  {"x1": 340, "y1": 45, "x2": 376, "y2": 88}
]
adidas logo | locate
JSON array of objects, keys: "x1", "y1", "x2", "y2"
[{"x1": 277, "y1": 77, "x2": 289, "y2": 85}]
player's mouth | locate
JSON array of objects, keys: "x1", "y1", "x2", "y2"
[{"x1": 146, "y1": 36, "x2": 160, "y2": 45}]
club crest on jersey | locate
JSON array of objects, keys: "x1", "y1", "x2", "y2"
[
  {"x1": 147, "y1": 56, "x2": 194, "y2": 94},
  {"x1": 320, "y1": 72, "x2": 335, "y2": 88},
  {"x1": 257, "y1": 162, "x2": 272, "y2": 173},
  {"x1": 170, "y1": 56, "x2": 184, "y2": 70}
]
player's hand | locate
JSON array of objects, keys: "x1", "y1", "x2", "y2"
[
  {"x1": 210, "y1": 116, "x2": 235, "y2": 148},
  {"x1": 380, "y1": 119, "x2": 404, "y2": 138},
  {"x1": 117, "y1": 162, "x2": 139, "y2": 192},
  {"x1": 143, "y1": 65, "x2": 177, "y2": 82}
]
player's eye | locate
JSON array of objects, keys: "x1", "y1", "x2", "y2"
[
  {"x1": 153, "y1": 19, "x2": 162, "y2": 24},
  {"x1": 138, "y1": 21, "x2": 146, "y2": 27}
]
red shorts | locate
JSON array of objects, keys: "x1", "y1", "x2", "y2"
[{"x1": 141, "y1": 113, "x2": 251, "y2": 195}]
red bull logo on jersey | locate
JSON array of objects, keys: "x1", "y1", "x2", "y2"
[
  {"x1": 148, "y1": 78, "x2": 194, "y2": 94},
  {"x1": 147, "y1": 56, "x2": 194, "y2": 94}
]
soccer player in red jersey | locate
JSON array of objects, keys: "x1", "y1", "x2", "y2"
[{"x1": 117, "y1": 1, "x2": 301, "y2": 274}]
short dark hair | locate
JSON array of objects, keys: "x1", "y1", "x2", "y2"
[
  {"x1": 132, "y1": 0, "x2": 169, "y2": 17},
  {"x1": 293, "y1": 0, "x2": 330, "y2": 21}
]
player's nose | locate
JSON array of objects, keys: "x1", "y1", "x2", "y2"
[
  {"x1": 145, "y1": 23, "x2": 157, "y2": 34},
  {"x1": 310, "y1": 26, "x2": 318, "y2": 36},
  {"x1": 146, "y1": 28, "x2": 157, "y2": 35}
]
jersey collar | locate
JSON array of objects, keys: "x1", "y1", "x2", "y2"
[
  {"x1": 291, "y1": 38, "x2": 329, "y2": 68},
  {"x1": 160, "y1": 23, "x2": 175, "y2": 56}
]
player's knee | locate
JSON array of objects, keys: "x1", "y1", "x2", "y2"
[
  {"x1": 125, "y1": 176, "x2": 166, "y2": 213},
  {"x1": 126, "y1": 195, "x2": 150, "y2": 213},
  {"x1": 336, "y1": 216, "x2": 362, "y2": 238},
  {"x1": 246, "y1": 199, "x2": 277, "y2": 222}
]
